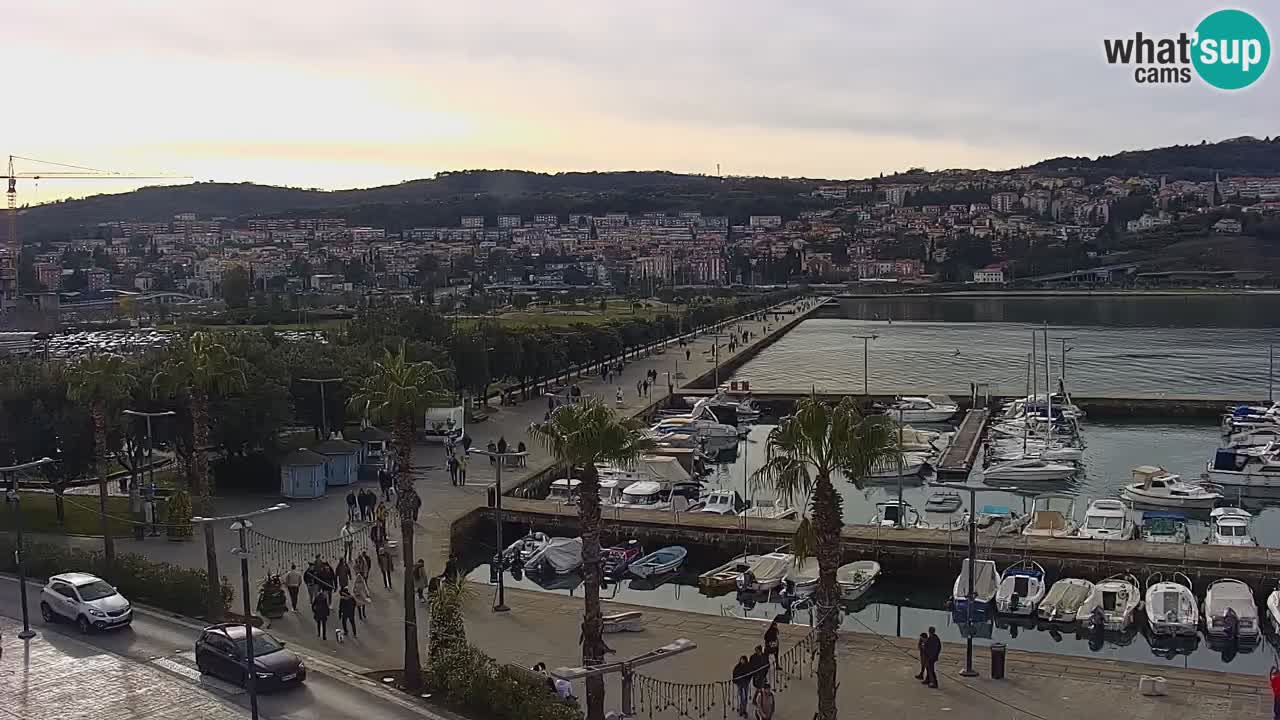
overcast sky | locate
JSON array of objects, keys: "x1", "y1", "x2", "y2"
[{"x1": 3, "y1": 1, "x2": 1276, "y2": 201}]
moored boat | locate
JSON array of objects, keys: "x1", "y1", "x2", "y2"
[
  {"x1": 502, "y1": 531, "x2": 550, "y2": 566},
  {"x1": 1140, "y1": 511, "x2": 1189, "y2": 544},
  {"x1": 786, "y1": 557, "x2": 820, "y2": 596},
  {"x1": 602, "y1": 540, "x2": 644, "y2": 578},
  {"x1": 1121, "y1": 465, "x2": 1221, "y2": 509},
  {"x1": 1075, "y1": 498, "x2": 1134, "y2": 540},
  {"x1": 1203, "y1": 578, "x2": 1260, "y2": 644},
  {"x1": 698, "y1": 554, "x2": 760, "y2": 592},
  {"x1": 924, "y1": 489, "x2": 963, "y2": 513},
  {"x1": 1208, "y1": 507, "x2": 1257, "y2": 546},
  {"x1": 836, "y1": 560, "x2": 881, "y2": 602},
  {"x1": 879, "y1": 395, "x2": 959, "y2": 423},
  {"x1": 525, "y1": 536, "x2": 583, "y2": 575},
  {"x1": 983, "y1": 457, "x2": 1076, "y2": 482},
  {"x1": 995, "y1": 560, "x2": 1046, "y2": 617},
  {"x1": 951, "y1": 558, "x2": 999, "y2": 618},
  {"x1": 1038, "y1": 578, "x2": 1094, "y2": 623},
  {"x1": 735, "y1": 552, "x2": 793, "y2": 592},
  {"x1": 1021, "y1": 494, "x2": 1077, "y2": 538},
  {"x1": 1076, "y1": 573, "x2": 1141, "y2": 632},
  {"x1": 869, "y1": 500, "x2": 922, "y2": 528},
  {"x1": 628, "y1": 546, "x2": 688, "y2": 579},
  {"x1": 1145, "y1": 572, "x2": 1198, "y2": 637}
]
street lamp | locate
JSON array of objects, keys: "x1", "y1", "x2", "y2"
[
  {"x1": 552, "y1": 638, "x2": 697, "y2": 716},
  {"x1": 467, "y1": 447, "x2": 528, "y2": 612},
  {"x1": 192, "y1": 503, "x2": 288, "y2": 720},
  {"x1": 2, "y1": 456, "x2": 55, "y2": 640},
  {"x1": 853, "y1": 334, "x2": 877, "y2": 397},
  {"x1": 298, "y1": 377, "x2": 342, "y2": 438},
  {"x1": 935, "y1": 480, "x2": 1018, "y2": 677},
  {"x1": 123, "y1": 409, "x2": 176, "y2": 540}
]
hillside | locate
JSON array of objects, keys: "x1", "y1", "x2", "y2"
[{"x1": 1032, "y1": 136, "x2": 1280, "y2": 180}]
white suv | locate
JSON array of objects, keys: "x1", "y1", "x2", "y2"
[{"x1": 40, "y1": 573, "x2": 132, "y2": 633}]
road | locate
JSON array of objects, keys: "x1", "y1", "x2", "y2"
[{"x1": 0, "y1": 576, "x2": 454, "y2": 720}]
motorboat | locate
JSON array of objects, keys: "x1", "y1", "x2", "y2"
[
  {"x1": 546, "y1": 478, "x2": 581, "y2": 504},
  {"x1": 836, "y1": 560, "x2": 881, "y2": 602},
  {"x1": 741, "y1": 498, "x2": 799, "y2": 520},
  {"x1": 786, "y1": 557, "x2": 820, "y2": 595},
  {"x1": 602, "y1": 540, "x2": 644, "y2": 579},
  {"x1": 995, "y1": 560, "x2": 1046, "y2": 617},
  {"x1": 1220, "y1": 402, "x2": 1280, "y2": 435},
  {"x1": 1121, "y1": 466, "x2": 1221, "y2": 509},
  {"x1": 524, "y1": 536, "x2": 583, "y2": 575},
  {"x1": 1021, "y1": 494, "x2": 1078, "y2": 538},
  {"x1": 698, "y1": 554, "x2": 760, "y2": 593},
  {"x1": 1266, "y1": 584, "x2": 1280, "y2": 629},
  {"x1": 869, "y1": 500, "x2": 922, "y2": 528},
  {"x1": 1038, "y1": 578, "x2": 1095, "y2": 623},
  {"x1": 867, "y1": 451, "x2": 930, "y2": 480},
  {"x1": 699, "y1": 489, "x2": 748, "y2": 516},
  {"x1": 502, "y1": 531, "x2": 550, "y2": 566},
  {"x1": 705, "y1": 391, "x2": 762, "y2": 422},
  {"x1": 879, "y1": 395, "x2": 959, "y2": 423},
  {"x1": 600, "y1": 455, "x2": 695, "y2": 507},
  {"x1": 1208, "y1": 507, "x2": 1257, "y2": 546},
  {"x1": 951, "y1": 558, "x2": 999, "y2": 618},
  {"x1": 1145, "y1": 572, "x2": 1198, "y2": 637},
  {"x1": 628, "y1": 546, "x2": 688, "y2": 579},
  {"x1": 986, "y1": 438, "x2": 1084, "y2": 464},
  {"x1": 1140, "y1": 512, "x2": 1189, "y2": 544},
  {"x1": 1203, "y1": 578, "x2": 1260, "y2": 644},
  {"x1": 735, "y1": 552, "x2": 793, "y2": 592},
  {"x1": 925, "y1": 490, "x2": 963, "y2": 513},
  {"x1": 983, "y1": 457, "x2": 1077, "y2": 482},
  {"x1": 1206, "y1": 445, "x2": 1280, "y2": 488},
  {"x1": 1075, "y1": 499, "x2": 1135, "y2": 540},
  {"x1": 1076, "y1": 573, "x2": 1141, "y2": 632},
  {"x1": 1226, "y1": 426, "x2": 1280, "y2": 448},
  {"x1": 974, "y1": 504, "x2": 1023, "y2": 530}
]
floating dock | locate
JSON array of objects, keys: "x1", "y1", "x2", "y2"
[{"x1": 935, "y1": 408, "x2": 989, "y2": 479}]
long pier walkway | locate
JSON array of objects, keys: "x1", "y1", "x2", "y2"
[{"x1": 936, "y1": 408, "x2": 990, "y2": 479}]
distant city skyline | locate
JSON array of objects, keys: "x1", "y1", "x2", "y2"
[{"x1": 3, "y1": 1, "x2": 1276, "y2": 203}]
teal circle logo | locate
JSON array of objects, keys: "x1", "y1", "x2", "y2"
[{"x1": 1192, "y1": 9, "x2": 1270, "y2": 90}]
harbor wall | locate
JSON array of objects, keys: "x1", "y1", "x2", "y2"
[{"x1": 680, "y1": 301, "x2": 826, "y2": 390}]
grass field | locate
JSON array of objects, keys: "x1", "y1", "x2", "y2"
[{"x1": 0, "y1": 492, "x2": 137, "y2": 537}]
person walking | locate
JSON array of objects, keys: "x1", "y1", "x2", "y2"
[
  {"x1": 336, "y1": 557, "x2": 352, "y2": 590},
  {"x1": 732, "y1": 655, "x2": 753, "y2": 718},
  {"x1": 340, "y1": 521, "x2": 355, "y2": 560},
  {"x1": 378, "y1": 470, "x2": 392, "y2": 502},
  {"x1": 486, "y1": 440, "x2": 497, "y2": 464},
  {"x1": 377, "y1": 544, "x2": 394, "y2": 589},
  {"x1": 352, "y1": 571, "x2": 371, "y2": 620},
  {"x1": 497, "y1": 436, "x2": 508, "y2": 455},
  {"x1": 338, "y1": 588, "x2": 358, "y2": 639},
  {"x1": 374, "y1": 501, "x2": 388, "y2": 529},
  {"x1": 345, "y1": 490, "x2": 357, "y2": 522},
  {"x1": 362, "y1": 488, "x2": 377, "y2": 521},
  {"x1": 283, "y1": 564, "x2": 303, "y2": 612},
  {"x1": 448, "y1": 455, "x2": 459, "y2": 486},
  {"x1": 516, "y1": 440, "x2": 527, "y2": 465},
  {"x1": 752, "y1": 683, "x2": 775, "y2": 720},
  {"x1": 763, "y1": 620, "x2": 780, "y2": 669},
  {"x1": 316, "y1": 559, "x2": 337, "y2": 601},
  {"x1": 685, "y1": 348, "x2": 691, "y2": 361},
  {"x1": 748, "y1": 646, "x2": 768, "y2": 690},
  {"x1": 923, "y1": 626, "x2": 942, "y2": 688},
  {"x1": 370, "y1": 521, "x2": 387, "y2": 549},
  {"x1": 354, "y1": 549, "x2": 371, "y2": 581},
  {"x1": 914, "y1": 632, "x2": 928, "y2": 680},
  {"x1": 311, "y1": 588, "x2": 331, "y2": 640},
  {"x1": 302, "y1": 558, "x2": 320, "y2": 603},
  {"x1": 413, "y1": 559, "x2": 428, "y2": 602}
]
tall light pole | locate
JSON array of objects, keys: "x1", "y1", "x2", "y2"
[
  {"x1": 192, "y1": 503, "x2": 288, "y2": 720},
  {"x1": 123, "y1": 409, "x2": 175, "y2": 540},
  {"x1": 298, "y1": 377, "x2": 342, "y2": 438},
  {"x1": 468, "y1": 448, "x2": 527, "y2": 612},
  {"x1": 853, "y1": 334, "x2": 878, "y2": 397},
  {"x1": 2, "y1": 456, "x2": 55, "y2": 639}
]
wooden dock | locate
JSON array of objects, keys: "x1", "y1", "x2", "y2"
[{"x1": 935, "y1": 408, "x2": 989, "y2": 479}]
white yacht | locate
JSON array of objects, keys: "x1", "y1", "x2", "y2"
[
  {"x1": 1076, "y1": 573, "x2": 1141, "y2": 632},
  {"x1": 995, "y1": 560, "x2": 1046, "y2": 617},
  {"x1": 651, "y1": 416, "x2": 739, "y2": 454},
  {"x1": 1075, "y1": 499, "x2": 1135, "y2": 540},
  {"x1": 546, "y1": 478, "x2": 581, "y2": 504},
  {"x1": 1206, "y1": 445, "x2": 1280, "y2": 488},
  {"x1": 867, "y1": 451, "x2": 930, "y2": 480},
  {"x1": 699, "y1": 489, "x2": 747, "y2": 516},
  {"x1": 1121, "y1": 465, "x2": 1221, "y2": 509},
  {"x1": 741, "y1": 498, "x2": 799, "y2": 520},
  {"x1": 1208, "y1": 507, "x2": 1257, "y2": 546},
  {"x1": 836, "y1": 560, "x2": 881, "y2": 602},
  {"x1": 1221, "y1": 402, "x2": 1280, "y2": 435},
  {"x1": 1145, "y1": 572, "x2": 1198, "y2": 637},
  {"x1": 1203, "y1": 579, "x2": 1260, "y2": 644},
  {"x1": 869, "y1": 500, "x2": 922, "y2": 528},
  {"x1": 1000, "y1": 393, "x2": 1085, "y2": 422},
  {"x1": 983, "y1": 457, "x2": 1077, "y2": 482},
  {"x1": 1226, "y1": 426, "x2": 1280, "y2": 448},
  {"x1": 1022, "y1": 494, "x2": 1077, "y2": 538},
  {"x1": 986, "y1": 438, "x2": 1083, "y2": 464},
  {"x1": 1140, "y1": 512, "x2": 1190, "y2": 544},
  {"x1": 880, "y1": 395, "x2": 959, "y2": 423}
]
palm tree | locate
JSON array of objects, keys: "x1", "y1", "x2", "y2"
[
  {"x1": 752, "y1": 396, "x2": 897, "y2": 720},
  {"x1": 154, "y1": 331, "x2": 246, "y2": 621},
  {"x1": 529, "y1": 398, "x2": 653, "y2": 720},
  {"x1": 349, "y1": 344, "x2": 449, "y2": 693},
  {"x1": 66, "y1": 353, "x2": 138, "y2": 564}
]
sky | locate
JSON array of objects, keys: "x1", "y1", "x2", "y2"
[{"x1": 2, "y1": 1, "x2": 1277, "y2": 202}]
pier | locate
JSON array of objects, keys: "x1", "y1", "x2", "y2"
[{"x1": 935, "y1": 408, "x2": 989, "y2": 479}]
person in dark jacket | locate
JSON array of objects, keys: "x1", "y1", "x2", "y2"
[
  {"x1": 763, "y1": 620, "x2": 780, "y2": 668},
  {"x1": 311, "y1": 590, "x2": 331, "y2": 639},
  {"x1": 749, "y1": 646, "x2": 769, "y2": 688},
  {"x1": 914, "y1": 632, "x2": 928, "y2": 680},
  {"x1": 923, "y1": 627, "x2": 942, "y2": 688},
  {"x1": 338, "y1": 588, "x2": 358, "y2": 638},
  {"x1": 732, "y1": 655, "x2": 753, "y2": 717}
]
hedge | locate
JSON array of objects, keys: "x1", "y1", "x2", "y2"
[{"x1": 0, "y1": 538, "x2": 233, "y2": 620}]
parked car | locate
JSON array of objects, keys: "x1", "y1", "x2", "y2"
[
  {"x1": 40, "y1": 572, "x2": 132, "y2": 633},
  {"x1": 195, "y1": 624, "x2": 306, "y2": 689}
]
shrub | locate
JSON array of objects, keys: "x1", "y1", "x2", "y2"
[
  {"x1": 427, "y1": 644, "x2": 581, "y2": 720},
  {"x1": 0, "y1": 538, "x2": 233, "y2": 619},
  {"x1": 166, "y1": 490, "x2": 193, "y2": 539}
]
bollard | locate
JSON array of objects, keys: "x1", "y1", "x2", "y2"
[{"x1": 990, "y1": 642, "x2": 1007, "y2": 679}]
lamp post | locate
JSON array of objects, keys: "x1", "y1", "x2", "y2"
[
  {"x1": 853, "y1": 334, "x2": 878, "y2": 397},
  {"x1": 123, "y1": 409, "x2": 175, "y2": 540},
  {"x1": 552, "y1": 638, "x2": 697, "y2": 717},
  {"x1": 2, "y1": 456, "x2": 55, "y2": 640},
  {"x1": 298, "y1": 377, "x2": 342, "y2": 439},
  {"x1": 192, "y1": 503, "x2": 288, "y2": 720},
  {"x1": 467, "y1": 448, "x2": 528, "y2": 612}
]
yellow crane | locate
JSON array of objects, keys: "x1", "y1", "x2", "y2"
[{"x1": 3, "y1": 155, "x2": 188, "y2": 305}]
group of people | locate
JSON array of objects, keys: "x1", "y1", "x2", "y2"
[
  {"x1": 915, "y1": 627, "x2": 943, "y2": 688},
  {"x1": 344, "y1": 487, "x2": 381, "y2": 523},
  {"x1": 531, "y1": 662, "x2": 575, "y2": 702},
  {"x1": 730, "y1": 621, "x2": 781, "y2": 719},
  {"x1": 634, "y1": 368, "x2": 663, "y2": 398},
  {"x1": 282, "y1": 551, "x2": 374, "y2": 641}
]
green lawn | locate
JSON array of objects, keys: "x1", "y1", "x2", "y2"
[{"x1": 0, "y1": 493, "x2": 137, "y2": 537}]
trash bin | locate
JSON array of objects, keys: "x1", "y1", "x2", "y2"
[{"x1": 990, "y1": 643, "x2": 1006, "y2": 680}]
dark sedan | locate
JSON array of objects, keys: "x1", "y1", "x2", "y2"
[{"x1": 195, "y1": 624, "x2": 306, "y2": 689}]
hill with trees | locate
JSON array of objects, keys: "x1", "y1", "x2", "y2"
[{"x1": 1032, "y1": 136, "x2": 1280, "y2": 180}]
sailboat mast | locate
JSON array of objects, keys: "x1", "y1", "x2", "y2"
[
  {"x1": 1043, "y1": 326, "x2": 1052, "y2": 439},
  {"x1": 1023, "y1": 353, "x2": 1031, "y2": 454}
]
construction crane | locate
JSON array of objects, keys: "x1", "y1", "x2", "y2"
[{"x1": 3, "y1": 155, "x2": 188, "y2": 309}]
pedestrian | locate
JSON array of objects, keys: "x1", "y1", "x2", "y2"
[
  {"x1": 413, "y1": 559, "x2": 428, "y2": 601},
  {"x1": 517, "y1": 440, "x2": 527, "y2": 465},
  {"x1": 317, "y1": 559, "x2": 337, "y2": 600},
  {"x1": 497, "y1": 436, "x2": 508, "y2": 455},
  {"x1": 377, "y1": 544, "x2": 394, "y2": 589},
  {"x1": 283, "y1": 564, "x2": 303, "y2": 612},
  {"x1": 354, "y1": 549, "x2": 371, "y2": 581},
  {"x1": 685, "y1": 349, "x2": 691, "y2": 361},
  {"x1": 336, "y1": 557, "x2": 352, "y2": 590},
  {"x1": 487, "y1": 440, "x2": 497, "y2": 464},
  {"x1": 370, "y1": 521, "x2": 387, "y2": 549},
  {"x1": 458, "y1": 453, "x2": 468, "y2": 485},
  {"x1": 352, "y1": 571, "x2": 371, "y2": 619},
  {"x1": 752, "y1": 683, "x2": 775, "y2": 720},
  {"x1": 340, "y1": 521, "x2": 355, "y2": 560},
  {"x1": 748, "y1": 646, "x2": 768, "y2": 689},
  {"x1": 462, "y1": 433, "x2": 472, "y2": 452},
  {"x1": 615, "y1": 388, "x2": 623, "y2": 406},
  {"x1": 448, "y1": 455, "x2": 459, "y2": 486},
  {"x1": 363, "y1": 488, "x2": 377, "y2": 521},
  {"x1": 732, "y1": 655, "x2": 753, "y2": 718},
  {"x1": 923, "y1": 626, "x2": 942, "y2": 688},
  {"x1": 1270, "y1": 666, "x2": 1280, "y2": 720},
  {"x1": 548, "y1": 394, "x2": 555, "y2": 413},
  {"x1": 303, "y1": 557, "x2": 319, "y2": 602},
  {"x1": 311, "y1": 588, "x2": 331, "y2": 640},
  {"x1": 763, "y1": 620, "x2": 780, "y2": 669},
  {"x1": 379, "y1": 470, "x2": 392, "y2": 501},
  {"x1": 914, "y1": 632, "x2": 928, "y2": 680},
  {"x1": 338, "y1": 588, "x2": 358, "y2": 639},
  {"x1": 375, "y1": 501, "x2": 388, "y2": 528},
  {"x1": 637, "y1": 379, "x2": 643, "y2": 397},
  {"x1": 643, "y1": 379, "x2": 650, "y2": 397},
  {"x1": 345, "y1": 490, "x2": 357, "y2": 522}
]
